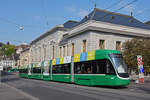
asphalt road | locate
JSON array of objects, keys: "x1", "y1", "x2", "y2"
[{"x1": 1, "y1": 72, "x2": 150, "y2": 100}]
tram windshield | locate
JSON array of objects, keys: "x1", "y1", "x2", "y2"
[{"x1": 109, "y1": 54, "x2": 129, "y2": 77}]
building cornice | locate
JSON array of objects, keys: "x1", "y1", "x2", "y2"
[{"x1": 65, "y1": 20, "x2": 150, "y2": 39}]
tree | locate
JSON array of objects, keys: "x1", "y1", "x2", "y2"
[
  {"x1": 122, "y1": 38, "x2": 150, "y2": 74},
  {"x1": 0, "y1": 42, "x2": 5, "y2": 60},
  {"x1": 0, "y1": 42, "x2": 4, "y2": 47},
  {"x1": 0, "y1": 44, "x2": 15, "y2": 59}
]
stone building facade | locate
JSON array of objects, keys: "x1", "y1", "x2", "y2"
[
  {"x1": 30, "y1": 8, "x2": 150, "y2": 63},
  {"x1": 19, "y1": 48, "x2": 30, "y2": 67}
]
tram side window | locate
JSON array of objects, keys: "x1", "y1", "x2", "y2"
[
  {"x1": 19, "y1": 69, "x2": 28, "y2": 73},
  {"x1": 92, "y1": 60, "x2": 106, "y2": 74},
  {"x1": 74, "y1": 59, "x2": 115, "y2": 74},
  {"x1": 93, "y1": 59, "x2": 115, "y2": 74},
  {"x1": 105, "y1": 60, "x2": 115, "y2": 75},
  {"x1": 53, "y1": 63, "x2": 71, "y2": 74},
  {"x1": 74, "y1": 60, "x2": 105, "y2": 74},
  {"x1": 25, "y1": 69, "x2": 28, "y2": 73},
  {"x1": 74, "y1": 61, "x2": 92, "y2": 74},
  {"x1": 33, "y1": 68, "x2": 41, "y2": 73},
  {"x1": 19, "y1": 69, "x2": 23, "y2": 73}
]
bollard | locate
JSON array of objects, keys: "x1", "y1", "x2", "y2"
[{"x1": 139, "y1": 78, "x2": 144, "y2": 83}]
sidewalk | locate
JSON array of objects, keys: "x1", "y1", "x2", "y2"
[
  {"x1": 0, "y1": 83, "x2": 39, "y2": 100},
  {"x1": 130, "y1": 75, "x2": 150, "y2": 83}
]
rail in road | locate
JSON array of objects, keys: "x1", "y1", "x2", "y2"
[{"x1": 1, "y1": 72, "x2": 150, "y2": 100}]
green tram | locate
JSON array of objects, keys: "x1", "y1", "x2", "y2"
[{"x1": 19, "y1": 50, "x2": 130, "y2": 86}]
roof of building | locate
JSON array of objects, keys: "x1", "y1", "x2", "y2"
[
  {"x1": 145, "y1": 21, "x2": 150, "y2": 25},
  {"x1": 31, "y1": 8, "x2": 150, "y2": 45},
  {"x1": 74, "y1": 8, "x2": 150, "y2": 30},
  {"x1": 31, "y1": 20, "x2": 78, "y2": 45},
  {"x1": 63, "y1": 20, "x2": 78, "y2": 28},
  {"x1": 15, "y1": 44, "x2": 30, "y2": 50},
  {"x1": 20, "y1": 47, "x2": 30, "y2": 53}
]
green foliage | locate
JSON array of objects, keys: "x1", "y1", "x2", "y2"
[
  {"x1": 122, "y1": 38, "x2": 150, "y2": 73},
  {"x1": 0, "y1": 44, "x2": 15, "y2": 57},
  {"x1": 0, "y1": 42, "x2": 4, "y2": 47}
]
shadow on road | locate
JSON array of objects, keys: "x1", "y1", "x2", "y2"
[
  {"x1": 138, "y1": 87, "x2": 150, "y2": 94},
  {"x1": 1, "y1": 72, "x2": 20, "y2": 83},
  {"x1": 93, "y1": 85, "x2": 129, "y2": 89},
  {"x1": 1, "y1": 71, "x2": 13, "y2": 77},
  {"x1": 38, "y1": 79, "x2": 129, "y2": 89},
  {"x1": 2, "y1": 77, "x2": 20, "y2": 82}
]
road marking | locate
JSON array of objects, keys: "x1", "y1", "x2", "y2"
[{"x1": 1, "y1": 83, "x2": 40, "y2": 100}]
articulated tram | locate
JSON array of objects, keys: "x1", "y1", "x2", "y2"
[{"x1": 19, "y1": 50, "x2": 130, "y2": 86}]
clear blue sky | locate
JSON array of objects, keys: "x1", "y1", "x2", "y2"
[{"x1": 0, "y1": 0, "x2": 150, "y2": 45}]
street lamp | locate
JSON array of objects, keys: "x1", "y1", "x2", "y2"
[{"x1": 20, "y1": 25, "x2": 23, "y2": 30}]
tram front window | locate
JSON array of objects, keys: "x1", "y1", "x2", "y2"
[{"x1": 109, "y1": 54, "x2": 129, "y2": 78}]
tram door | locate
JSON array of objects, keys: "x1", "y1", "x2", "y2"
[{"x1": 49, "y1": 60, "x2": 52, "y2": 80}]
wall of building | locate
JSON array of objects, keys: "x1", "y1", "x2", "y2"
[
  {"x1": 30, "y1": 30, "x2": 66, "y2": 62},
  {"x1": 29, "y1": 20, "x2": 150, "y2": 63},
  {"x1": 89, "y1": 31, "x2": 133, "y2": 50},
  {"x1": 66, "y1": 31, "x2": 91, "y2": 55},
  {"x1": 30, "y1": 29, "x2": 134, "y2": 63},
  {"x1": 59, "y1": 31, "x2": 133, "y2": 56},
  {"x1": 0, "y1": 60, "x2": 16, "y2": 70},
  {"x1": 20, "y1": 50, "x2": 30, "y2": 68}
]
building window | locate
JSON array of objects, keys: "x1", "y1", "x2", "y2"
[
  {"x1": 63, "y1": 46, "x2": 65, "y2": 57},
  {"x1": 44, "y1": 48, "x2": 46, "y2": 60},
  {"x1": 67, "y1": 45, "x2": 69, "y2": 56},
  {"x1": 39, "y1": 47, "x2": 41, "y2": 61},
  {"x1": 35, "y1": 49, "x2": 37, "y2": 61},
  {"x1": 52, "y1": 46, "x2": 55, "y2": 59},
  {"x1": 59, "y1": 47, "x2": 62, "y2": 57},
  {"x1": 83, "y1": 40, "x2": 86, "y2": 52},
  {"x1": 72, "y1": 43, "x2": 74, "y2": 56},
  {"x1": 99, "y1": 40, "x2": 105, "y2": 49},
  {"x1": 116, "y1": 41, "x2": 121, "y2": 50}
]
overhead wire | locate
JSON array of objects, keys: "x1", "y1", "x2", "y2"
[
  {"x1": 0, "y1": 1, "x2": 49, "y2": 30},
  {"x1": 105, "y1": 0, "x2": 124, "y2": 10},
  {"x1": 95, "y1": 0, "x2": 141, "y2": 32},
  {"x1": 41, "y1": 0, "x2": 49, "y2": 28},
  {"x1": 134, "y1": 9, "x2": 150, "y2": 17},
  {"x1": 0, "y1": 16, "x2": 22, "y2": 28},
  {"x1": 99, "y1": 0, "x2": 138, "y2": 20},
  {"x1": 0, "y1": 16, "x2": 44, "y2": 30},
  {"x1": 114, "y1": 1, "x2": 150, "y2": 31},
  {"x1": 0, "y1": 39, "x2": 29, "y2": 44}
]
